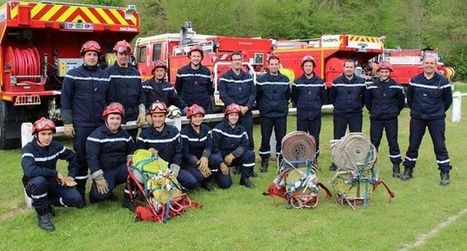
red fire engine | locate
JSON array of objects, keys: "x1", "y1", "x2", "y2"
[
  {"x1": 380, "y1": 48, "x2": 454, "y2": 85},
  {"x1": 272, "y1": 34, "x2": 385, "y2": 86},
  {"x1": 0, "y1": 1, "x2": 140, "y2": 148},
  {"x1": 135, "y1": 21, "x2": 273, "y2": 108}
]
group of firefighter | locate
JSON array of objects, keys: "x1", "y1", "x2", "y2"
[{"x1": 21, "y1": 39, "x2": 453, "y2": 231}]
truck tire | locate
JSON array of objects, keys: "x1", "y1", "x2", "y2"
[{"x1": 0, "y1": 101, "x2": 21, "y2": 149}]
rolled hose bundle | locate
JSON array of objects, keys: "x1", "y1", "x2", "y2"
[
  {"x1": 331, "y1": 133, "x2": 377, "y2": 171},
  {"x1": 281, "y1": 131, "x2": 316, "y2": 162}
]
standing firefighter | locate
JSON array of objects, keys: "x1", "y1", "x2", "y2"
[
  {"x1": 402, "y1": 56, "x2": 453, "y2": 185},
  {"x1": 175, "y1": 45, "x2": 214, "y2": 113},
  {"x1": 21, "y1": 117, "x2": 83, "y2": 232},
  {"x1": 142, "y1": 60, "x2": 187, "y2": 114},
  {"x1": 365, "y1": 62, "x2": 405, "y2": 178},
  {"x1": 219, "y1": 51, "x2": 256, "y2": 148},
  {"x1": 107, "y1": 40, "x2": 146, "y2": 139},
  {"x1": 291, "y1": 55, "x2": 326, "y2": 163},
  {"x1": 328, "y1": 58, "x2": 366, "y2": 171},
  {"x1": 211, "y1": 104, "x2": 255, "y2": 188},
  {"x1": 137, "y1": 101, "x2": 200, "y2": 190},
  {"x1": 257, "y1": 55, "x2": 291, "y2": 172},
  {"x1": 85, "y1": 102, "x2": 135, "y2": 207},
  {"x1": 61, "y1": 40, "x2": 110, "y2": 200}
]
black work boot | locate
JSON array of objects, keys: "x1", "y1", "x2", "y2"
[
  {"x1": 260, "y1": 158, "x2": 268, "y2": 173},
  {"x1": 440, "y1": 172, "x2": 450, "y2": 186},
  {"x1": 122, "y1": 194, "x2": 135, "y2": 212},
  {"x1": 201, "y1": 181, "x2": 215, "y2": 192},
  {"x1": 392, "y1": 163, "x2": 401, "y2": 178},
  {"x1": 329, "y1": 163, "x2": 337, "y2": 172},
  {"x1": 251, "y1": 170, "x2": 258, "y2": 177},
  {"x1": 400, "y1": 166, "x2": 414, "y2": 180},
  {"x1": 38, "y1": 214, "x2": 55, "y2": 232},
  {"x1": 240, "y1": 177, "x2": 255, "y2": 188}
]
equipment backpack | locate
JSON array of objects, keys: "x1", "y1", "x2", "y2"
[
  {"x1": 330, "y1": 133, "x2": 394, "y2": 209},
  {"x1": 264, "y1": 131, "x2": 331, "y2": 208},
  {"x1": 126, "y1": 149, "x2": 201, "y2": 223}
]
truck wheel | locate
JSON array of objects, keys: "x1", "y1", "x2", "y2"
[{"x1": 0, "y1": 101, "x2": 20, "y2": 149}]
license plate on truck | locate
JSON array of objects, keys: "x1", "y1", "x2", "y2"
[{"x1": 63, "y1": 22, "x2": 94, "y2": 31}]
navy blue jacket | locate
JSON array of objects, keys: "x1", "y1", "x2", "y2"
[
  {"x1": 21, "y1": 139, "x2": 76, "y2": 184},
  {"x1": 329, "y1": 75, "x2": 366, "y2": 115},
  {"x1": 256, "y1": 72, "x2": 290, "y2": 118},
  {"x1": 212, "y1": 120, "x2": 250, "y2": 157},
  {"x1": 219, "y1": 69, "x2": 256, "y2": 109},
  {"x1": 365, "y1": 78, "x2": 405, "y2": 120},
  {"x1": 142, "y1": 78, "x2": 186, "y2": 110},
  {"x1": 291, "y1": 74, "x2": 326, "y2": 120},
  {"x1": 107, "y1": 63, "x2": 145, "y2": 121},
  {"x1": 86, "y1": 124, "x2": 135, "y2": 174},
  {"x1": 407, "y1": 73, "x2": 452, "y2": 120},
  {"x1": 180, "y1": 124, "x2": 212, "y2": 165},
  {"x1": 137, "y1": 124, "x2": 182, "y2": 166},
  {"x1": 175, "y1": 64, "x2": 213, "y2": 111},
  {"x1": 61, "y1": 65, "x2": 110, "y2": 127}
]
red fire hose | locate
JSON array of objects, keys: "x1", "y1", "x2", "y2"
[{"x1": 5, "y1": 46, "x2": 41, "y2": 83}]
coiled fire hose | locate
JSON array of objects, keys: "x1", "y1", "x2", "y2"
[{"x1": 331, "y1": 133, "x2": 377, "y2": 171}]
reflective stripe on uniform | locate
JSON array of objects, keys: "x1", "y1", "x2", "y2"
[
  {"x1": 137, "y1": 134, "x2": 180, "y2": 144},
  {"x1": 87, "y1": 137, "x2": 133, "y2": 143},
  {"x1": 212, "y1": 128, "x2": 247, "y2": 139},
  {"x1": 180, "y1": 134, "x2": 208, "y2": 142},
  {"x1": 409, "y1": 82, "x2": 451, "y2": 89},
  {"x1": 22, "y1": 147, "x2": 67, "y2": 162},
  {"x1": 220, "y1": 78, "x2": 253, "y2": 83},
  {"x1": 256, "y1": 81, "x2": 289, "y2": 86},
  {"x1": 31, "y1": 192, "x2": 47, "y2": 199}
]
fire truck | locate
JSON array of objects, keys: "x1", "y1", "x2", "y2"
[
  {"x1": 0, "y1": 1, "x2": 140, "y2": 149},
  {"x1": 380, "y1": 48, "x2": 455, "y2": 85},
  {"x1": 135, "y1": 21, "x2": 273, "y2": 108},
  {"x1": 272, "y1": 34, "x2": 385, "y2": 86}
]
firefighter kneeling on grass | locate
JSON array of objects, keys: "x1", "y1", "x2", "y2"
[
  {"x1": 211, "y1": 103, "x2": 256, "y2": 188},
  {"x1": 21, "y1": 117, "x2": 83, "y2": 232},
  {"x1": 180, "y1": 104, "x2": 223, "y2": 191},
  {"x1": 85, "y1": 102, "x2": 135, "y2": 208},
  {"x1": 137, "y1": 101, "x2": 200, "y2": 190}
]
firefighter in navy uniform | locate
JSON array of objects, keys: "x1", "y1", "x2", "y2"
[
  {"x1": 257, "y1": 55, "x2": 290, "y2": 173},
  {"x1": 365, "y1": 62, "x2": 405, "y2": 178},
  {"x1": 142, "y1": 60, "x2": 187, "y2": 115},
  {"x1": 137, "y1": 101, "x2": 200, "y2": 190},
  {"x1": 85, "y1": 103, "x2": 136, "y2": 206},
  {"x1": 107, "y1": 40, "x2": 146, "y2": 139},
  {"x1": 175, "y1": 45, "x2": 214, "y2": 113},
  {"x1": 22, "y1": 117, "x2": 84, "y2": 232},
  {"x1": 329, "y1": 58, "x2": 366, "y2": 171},
  {"x1": 219, "y1": 51, "x2": 256, "y2": 149},
  {"x1": 291, "y1": 55, "x2": 326, "y2": 163},
  {"x1": 211, "y1": 103, "x2": 255, "y2": 188},
  {"x1": 61, "y1": 40, "x2": 110, "y2": 200},
  {"x1": 180, "y1": 104, "x2": 224, "y2": 190},
  {"x1": 402, "y1": 56, "x2": 453, "y2": 186}
]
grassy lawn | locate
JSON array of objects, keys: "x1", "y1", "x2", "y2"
[{"x1": 1, "y1": 102, "x2": 466, "y2": 250}]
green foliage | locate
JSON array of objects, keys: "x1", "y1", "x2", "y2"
[{"x1": 131, "y1": 0, "x2": 466, "y2": 80}]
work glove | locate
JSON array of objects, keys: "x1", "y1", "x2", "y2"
[
  {"x1": 146, "y1": 114, "x2": 152, "y2": 124},
  {"x1": 63, "y1": 176, "x2": 77, "y2": 187},
  {"x1": 136, "y1": 112, "x2": 146, "y2": 128},
  {"x1": 64, "y1": 124, "x2": 75, "y2": 137},
  {"x1": 224, "y1": 153, "x2": 235, "y2": 166},
  {"x1": 94, "y1": 174, "x2": 109, "y2": 195},
  {"x1": 220, "y1": 162, "x2": 229, "y2": 175},
  {"x1": 197, "y1": 156, "x2": 211, "y2": 177},
  {"x1": 169, "y1": 164, "x2": 180, "y2": 177}
]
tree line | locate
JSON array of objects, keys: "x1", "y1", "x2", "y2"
[{"x1": 81, "y1": 0, "x2": 467, "y2": 80}]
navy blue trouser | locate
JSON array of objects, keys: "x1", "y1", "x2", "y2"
[
  {"x1": 90, "y1": 164, "x2": 128, "y2": 202},
  {"x1": 403, "y1": 118, "x2": 451, "y2": 173},
  {"x1": 211, "y1": 150, "x2": 255, "y2": 180},
  {"x1": 25, "y1": 176, "x2": 84, "y2": 215},
  {"x1": 184, "y1": 157, "x2": 233, "y2": 189},
  {"x1": 240, "y1": 111, "x2": 254, "y2": 149},
  {"x1": 177, "y1": 168, "x2": 200, "y2": 190},
  {"x1": 370, "y1": 118, "x2": 402, "y2": 164},
  {"x1": 297, "y1": 117, "x2": 321, "y2": 156},
  {"x1": 259, "y1": 116, "x2": 287, "y2": 159},
  {"x1": 73, "y1": 126, "x2": 98, "y2": 198},
  {"x1": 333, "y1": 113, "x2": 363, "y2": 140}
]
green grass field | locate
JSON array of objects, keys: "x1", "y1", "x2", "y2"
[{"x1": 1, "y1": 100, "x2": 466, "y2": 250}]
